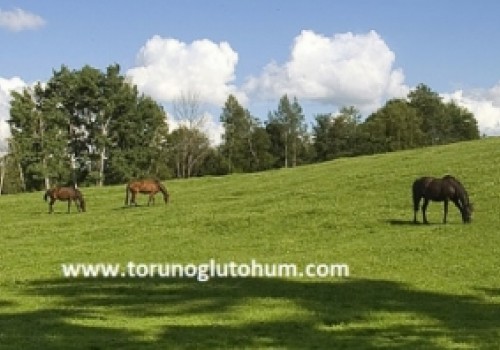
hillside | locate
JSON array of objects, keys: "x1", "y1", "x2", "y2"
[{"x1": 1, "y1": 137, "x2": 499, "y2": 349}]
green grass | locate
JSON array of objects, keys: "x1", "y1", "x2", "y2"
[{"x1": 1, "y1": 138, "x2": 500, "y2": 349}]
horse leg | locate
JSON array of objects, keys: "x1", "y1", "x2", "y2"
[
  {"x1": 49, "y1": 199, "x2": 56, "y2": 213},
  {"x1": 422, "y1": 198, "x2": 430, "y2": 224},
  {"x1": 452, "y1": 198, "x2": 464, "y2": 222},
  {"x1": 131, "y1": 192, "x2": 137, "y2": 206},
  {"x1": 67, "y1": 200, "x2": 71, "y2": 214},
  {"x1": 443, "y1": 199, "x2": 448, "y2": 224},
  {"x1": 413, "y1": 196, "x2": 421, "y2": 223}
]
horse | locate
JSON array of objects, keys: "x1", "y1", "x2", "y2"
[
  {"x1": 44, "y1": 186, "x2": 86, "y2": 214},
  {"x1": 125, "y1": 179, "x2": 170, "y2": 206},
  {"x1": 412, "y1": 175, "x2": 473, "y2": 224}
]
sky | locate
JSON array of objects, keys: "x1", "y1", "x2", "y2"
[{"x1": 1, "y1": 0, "x2": 500, "y2": 150}]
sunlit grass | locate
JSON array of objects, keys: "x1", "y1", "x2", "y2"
[{"x1": 1, "y1": 137, "x2": 499, "y2": 349}]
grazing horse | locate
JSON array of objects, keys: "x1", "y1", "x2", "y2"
[
  {"x1": 412, "y1": 175, "x2": 473, "y2": 224},
  {"x1": 125, "y1": 179, "x2": 170, "y2": 206},
  {"x1": 44, "y1": 186, "x2": 86, "y2": 214}
]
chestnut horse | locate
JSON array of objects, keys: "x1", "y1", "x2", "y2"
[
  {"x1": 125, "y1": 179, "x2": 169, "y2": 206},
  {"x1": 412, "y1": 175, "x2": 472, "y2": 224},
  {"x1": 44, "y1": 186, "x2": 86, "y2": 214}
]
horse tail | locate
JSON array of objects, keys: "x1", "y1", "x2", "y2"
[
  {"x1": 43, "y1": 189, "x2": 50, "y2": 202},
  {"x1": 125, "y1": 183, "x2": 130, "y2": 205},
  {"x1": 412, "y1": 178, "x2": 422, "y2": 211}
]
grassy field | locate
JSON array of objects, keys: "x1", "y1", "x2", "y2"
[{"x1": 1, "y1": 137, "x2": 500, "y2": 349}]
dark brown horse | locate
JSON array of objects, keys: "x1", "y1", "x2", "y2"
[
  {"x1": 44, "y1": 186, "x2": 86, "y2": 214},
  {"x1": 125, "y1": 179, "x2": 169, "y2": 206},
  {"x1": 412, "y1": 175, "x2": 472, "y2": 224}
]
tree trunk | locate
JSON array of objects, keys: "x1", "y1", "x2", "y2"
[
  {"x1": 98, "y1": 118, "x2": 110, "y2": 187},
  {"x1": 284, "y1": 131, "x2": 288, "y2": 168},
  {"x1": 18, "y1": 160, "x2": 25, "y2": 191},
  {"x1": 176, "y1": 152, "x2": 181, "y2": 178},
  {"x1": 99, "y1": 147, "x2": 106, "y2": 186},
  {"x1": 187, "y1": 154, "x2": 192, "y2": 178},
  {"x1": 0, "y1": 156, "x2": 5, "y2": 196},
  {"x1": 40, "y1": 113, "x2": 50, "y2": 189},
  {"x1": 70, "y1": 154, "x2": 78, "y2": 189},
  {"x1": 42, "y1": 156, "x2": 50, "y2": 190}
]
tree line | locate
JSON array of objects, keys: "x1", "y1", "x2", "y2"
[{"x1": 0, "y1": 64, "x2": 480, "y2": 194}]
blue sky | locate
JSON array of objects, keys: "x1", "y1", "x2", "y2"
[{"x1": 1, "y1": 1, "x2": 500, "y2": 148}]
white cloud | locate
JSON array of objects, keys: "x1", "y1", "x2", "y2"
[
  {"x1": 244, "y1": 30, "x2": 409, "y2": 113},
  {"x1": 442, "y1": 84, "x2": 500, "y2": 136},
  {"x1": 0, "y1": 76, "x2": 27, "y2": 151},
  {"x1": 199, "y1": 114, "x2": 223, "y2": 146},
  {"x1": 0, "y1": 8, "x2": 46, "y2": 32},
  {"x1": 127, "y1": 35, "x2": 245, "y2": 107}
]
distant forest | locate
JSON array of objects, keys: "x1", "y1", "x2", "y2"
[{"x1": 0, "y1": 64, "x2": 479, "y2": 194}]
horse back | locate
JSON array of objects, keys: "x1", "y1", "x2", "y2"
[
  {"x1": 128, "y1": 180, "x2": 159, "y2": 193},
  {"x1": 413, "y1": 176, "x2": 452, "y2": 201},
  {"x1": 412, "y1": 177, "x2": 434, "y2": 195}
]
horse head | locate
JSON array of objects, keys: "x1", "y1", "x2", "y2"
[
  {"x1": 462, "y1": 202, "x2": 473, "y2": 223},
  {"x1": 74, "y1": 189, "x2": 86, "y2": 212},
  {"x1": 163, "y1": 191, "x2": 170, "y2": 204},
  {"x1": 79, "y1": 197, "x2": 86, "y2": 212}
]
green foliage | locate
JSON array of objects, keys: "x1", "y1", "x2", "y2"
[
  {"x1": 195, "y1": 147, "x2": 230, "y2": 176},
  {"x1": 1, "y1": 138, "x2": 499, "y2": 348},
  {"x1": 407, "y1": 83, "x2": 479, "y2": 145},
  {"x1": 363, "y1": 99, "x2": 424, "y2": 152},
  {"x1": 220, "y1": 95, "x2": 275, "y2": 173},
  {"x1": 313, "y1": 106, "x2": 363, "y2": 161},
  {"x1": 5, "y1": 71, "x2": 483, "y2": 192},
  {"x1": 167, "y1": 126, "x2": 210, "y2": 178},
  {"x1": 267, "y1": 95, "x2": 308, "y2": 168},
  {"x1": 444, "y1": 101, "x2": 480, "y2": 141},
  {"x1": 8, "y1": 64, "x2": 168, "y2": 189},
  {"x1": 8, "y1": 83, "x2": 70, "y2": 190},
  {"x1": 313, "y1": 85, "x2": 480, "y2": 161},
  {"x1": 106, "y1": 94, "x2": 167, "y2": 184}
]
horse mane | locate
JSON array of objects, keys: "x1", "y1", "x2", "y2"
[
  {"x1": 76, "y1": 188, "x2": 86, "y2": 210},
  {"x1": 156, "y1": 180, "x2": 168, "y2": 195},
  {"x1": 74, "y1": 187, "x2": 83, "y2": 198},
  {"x1": 443, "y1": 175, "x2": 470, "y2": 205}
]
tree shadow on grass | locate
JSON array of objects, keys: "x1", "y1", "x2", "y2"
[
  {"x1": 0, "y1": 300, "x2": 15, "y2": 308},
  {"x1": 476, "y1": 287, "x2": 500, "y2": 298},
  {"x1": 1, "y1": 278, "x2": 499, "y2": 349}
]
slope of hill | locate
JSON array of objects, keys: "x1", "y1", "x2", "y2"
[{"x1": 1, "y1": 137, "x2": 499, "y2": 349}]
